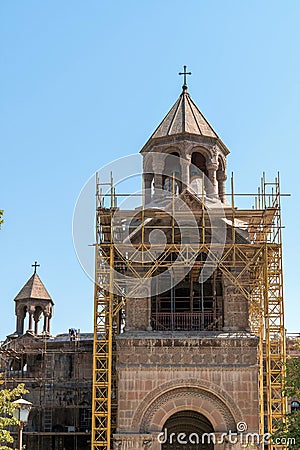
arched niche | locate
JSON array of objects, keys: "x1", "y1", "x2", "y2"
[
  {"x1": 189, "y1": 150, "x2": 211, "y2": 195},
  {"x1": 161, "y1": 410, "x2": 214, "y2": 449},
  {"x1": 33, "y1": 306, "x2": 43, "y2": 334},
  {"x1": 163, "y1": 152, "x2": 181, "y2": 194}
]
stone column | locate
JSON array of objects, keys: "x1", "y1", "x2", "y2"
[
  {"x1": 125, "y1": 285, "x2": 151, "y2": 332},
  {"x1": 28, "y1": 308, "x2": 34, "y2": 332},
  {"x1": 16, "y1": 315, "x2": 24, "y2": 335},
  {"x1": 43, "y1": 312, "x2": 51, "y2": 334},
  {"x1": 207, "y1": 163, "x2": 218, "y2": 196},
  {"x1": 152, "y1": 158, "x2": 165, "y2": 197},
  {"x1": 16, "y1": 305, "x2": 25, "y2": 335},
  {"x1": 180, "y1": 155, "x2": 191, "y2": 190},
  {"x1": 143, "y1": 173, "x2": 153, "y2": 205},
  {"x1": 217, "y1": 172, "x2": 227, "y2": 203}
]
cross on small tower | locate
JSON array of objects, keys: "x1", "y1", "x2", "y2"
[
  {"x1": 179, "y1": 65, "x2": 192, "y2": 89},
  {"x1": 32, "y1": 261, "x2": 40, "y2": 274}
]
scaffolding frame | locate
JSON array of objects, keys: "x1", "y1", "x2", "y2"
[
  {"x1": 0, "y1": 335, "x2": 92, "y2": 450},
  {"x1": 91, "y1": 172, "x2": 287, "y2": 450}
]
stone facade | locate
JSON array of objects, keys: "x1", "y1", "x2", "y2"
[
  {"x1": 115, "y1": 332, "x2": 260, "y2": 449},
  {"x1": 113, "y1": 84, "x2": 262, "y2": 449}
]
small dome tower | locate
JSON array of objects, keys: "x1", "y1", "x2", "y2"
[
  {"x1": 14, "y1": 262, "x2": 54, "y2": 336},
  {"x1": 141, "y1": 68, "x2": 229, "y2": 204}
]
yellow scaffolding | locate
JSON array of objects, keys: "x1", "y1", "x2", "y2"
[{"x1": 91, "y1": 172, "x2": 287, "y2": 450}]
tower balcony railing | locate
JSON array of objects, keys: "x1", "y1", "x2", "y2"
[{"x1": 151, "y1": 312, "x2": 222, "y2": 332}]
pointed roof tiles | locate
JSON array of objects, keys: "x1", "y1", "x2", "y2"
[
  {"x1": 140, "y1": 86, "x2": 229, "y2": 155},
  {"x1": 152, "y1": 88, "x2": 218, "y2": 139},
  {"x1": 14, "y1": 273, "x2": 53, "y2": 303}
]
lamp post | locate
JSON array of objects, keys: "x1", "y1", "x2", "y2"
[{"x1": 12, "y1": 398, "x2": 32, "y2": 450}]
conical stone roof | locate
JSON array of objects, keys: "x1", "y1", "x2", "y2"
[
  {"x1": 151, "y1": 87, "x2": 218, "y2": 139},
  {"x1": 14, "y1": 273, "x2": 53, "y2": 303},
  {"x1": 140, "y1": 86, "x2": 230, "y2": 155}
]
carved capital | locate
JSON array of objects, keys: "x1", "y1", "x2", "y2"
[
  {"x1": 217, "y1": 172, "x2": 227, "y2": 181},
  {"x1": 206, "y1": 163, "x2": 218, "y2": 171}
]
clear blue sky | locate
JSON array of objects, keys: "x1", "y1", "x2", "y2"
[{"x1": 0, "y1": 1, "x2": 299, "y2": 340}]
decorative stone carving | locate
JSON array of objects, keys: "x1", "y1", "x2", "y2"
[{"x1": 140, "y1": 386, "x2": 236, "y2": 433}]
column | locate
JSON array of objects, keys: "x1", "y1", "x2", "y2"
[
  {"x1": 43, "y1": 313, "x2": 50, "y2": 334},
  {"x1": 16, "y1": 305, "x2": 26, "y2": 335},
  {"x1": 28, "y1": 310, "x2": 34, "y2": 332},
  {"x1": 180, "y1": 155, "x2": 191, "y2": 190},
  {"x1": 207, "y1": 163, "x2": 218, "y2": 196},
  {"x1": 217, "y1": 172, "x2": 227, "y2": 203},
  {"x1": 152, "y1": 158, "x2": 165, "y2": 197},
  {"x1": 143, "y1": 173, "x2": 153, "y2": 205}
]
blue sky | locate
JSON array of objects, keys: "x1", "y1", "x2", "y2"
[{"x1": 0, "y1": 1, "x2": 299, "y2": 339}]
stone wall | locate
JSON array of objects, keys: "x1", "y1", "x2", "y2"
[{"x1": 116, "y1": 332, "x2": 260, "y2": 448}]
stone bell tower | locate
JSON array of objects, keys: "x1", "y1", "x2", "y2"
[
  {"x1": 141, "y1": 70, "x2": 228, "y2": 205},
  {"x1": 113, "y1": 71, "x2": 260, "y2": 449},
  {"x1": 13, "y1": 262, "x2": 54, "y2": 336}
]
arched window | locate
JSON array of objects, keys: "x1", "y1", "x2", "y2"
[
  {"x1": 191, "y1": 152, "x2": 207, "y2": 178},
  {"x1": 34, "y1": 306, "x2": 43, "y2": 334},
  {"x1": 190, "y1": 152, "x2": 209, "y2": 195},
  {"x1": 163, "y1": 152, "x2": 181, "y2": 194}
]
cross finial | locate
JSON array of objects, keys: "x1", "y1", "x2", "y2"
[
  {"x1": 32, "y1": 261, "x2": 40, "y2": 274},
  {"x1": 179, "y1": 65, "x2": 192, "y2": 90}
]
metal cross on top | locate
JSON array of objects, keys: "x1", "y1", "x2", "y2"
[
  {"x1": 179, "y1": 65, "x2": 192, "y2": 88},
  {"x1": 32, "y1": 261, "x2": 40, "y2": 274}
]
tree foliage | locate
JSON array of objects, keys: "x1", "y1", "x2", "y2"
[
  {"x1": 0, "y1": 380, "x2": 28, "y2": 450},
  {"x1": 0, "y1": 211, "x2": 3, "y2": 229},
  {"x1": 272, "y1": 348, "x2": 300, "y2": 448}
]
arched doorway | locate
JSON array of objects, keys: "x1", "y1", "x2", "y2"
[{"x1": 161, "y1": 410, "x2": 214, "y2": 449}]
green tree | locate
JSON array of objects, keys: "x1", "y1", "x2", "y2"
[
  {"x1": 0, "y1": 211, "x2": 3, "y2": 229},
  {"x1": 272, "y1": 350, "x2": 300, "y2": 448},
  {"x1": 0, "y1": 380, "x2": 28, "y2": 450}
]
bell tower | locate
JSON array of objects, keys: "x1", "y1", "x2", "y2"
[
  {"x1": 141, "y1": 69, "x2": 228, "y2": 205},
  {"x1": 13, "y1": 262, "x2": 54, "y2": 336},
  {"x1": 108, "y1": 72, "x2": 260, "y2": 450},
  {"x1": 93, "y1": 69, "x2": 287, "y2": 450}
]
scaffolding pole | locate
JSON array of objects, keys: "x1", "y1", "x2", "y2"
[{"x1": 91, "y1": 172, "x2": 287, "y2": 450}]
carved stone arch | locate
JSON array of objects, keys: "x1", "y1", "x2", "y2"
[
  {"x1": 217, "y1": 155, "x2": 226, "y2": 171},
  {"x1": 164, "y1": 145, "x2": 181, "y2": 156},
  {"x1": 33, "y1": 305, "x2": 43, "y2": 322},
  {"x1": 140, "y1": 387, "x2": 236, "y2": 433},
  {"x1": 16, "y1": 302, "x2": 27, "y2": 319},
  {"x1": 187, "y1": 145, "x2": 212, "y2": 161},
  {"x1": 131, "y1": 378, "x2": 243, "y2": 433}
]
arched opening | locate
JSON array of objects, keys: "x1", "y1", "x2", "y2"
[
  {"x1": 16, "y1": 305, "x2": 27, "y2": 335},
  {"x1": 190, "y1": 152, "x2": 209, "y2": 195},
  {"x1": 34, "y1": 306, "x2": 43, "y2": 334},
  {"x1": 151, "y1": 267, "x2": 223, "y2": 331},
  {"x1": 191, "y1": 152, "x2": 207, "y2": 176},
  {"x1": 163, "y1": 152, "x2": 181, "y2": 194},
  {"x1": 161, "y1": 410, "x2": 214, "y2": 449}
]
